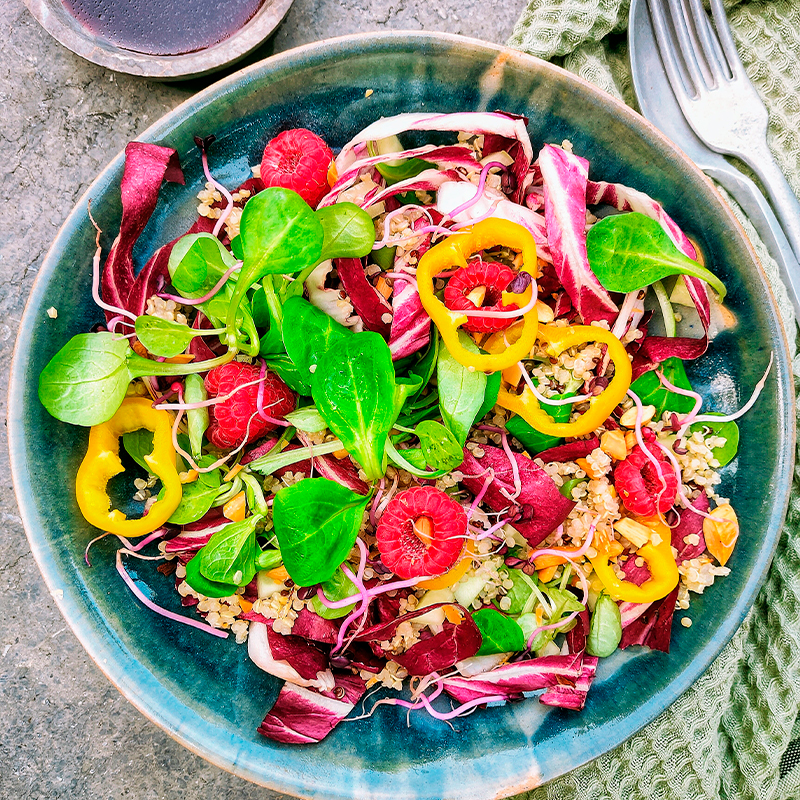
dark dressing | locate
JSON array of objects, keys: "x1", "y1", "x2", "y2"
[{"x1": 61, "y1": 0, "x2": 267, "y2": 56}]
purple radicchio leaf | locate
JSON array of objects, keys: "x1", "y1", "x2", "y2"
[
  {"x1": 354, "y1": 603, "x2": 481, "y2": 676},
  {"x1": 248, "y1": 621, "x2": 334, "y2": 690},
  {"x1": 101, "y1": 142, "x2": 185, "y2": 322},
  {"x1": 335, "y1": 258, "x2": 392, "y2": 337},
  {"x1": 359, "y1": 168, "x2": 461, "y2": 211},
  {"x1": 537, "y1": 144, "x2": 618, "y2": 325},
  {"x1": 442, "y1": 651, "x2": 597, "y2": 711},
  {"x1": 619, "y1": 584, "x2": 680, "y2": 653},
  {"x1": 671, "y1": 493, "x2": 709, "y2": 561},
  {"x1": 388, "y1": 274, "x2": 431, "y2": 360},
  {"x1": 321, "y1": 144, "x2": 480, "y2": 206},
  {"x1": 334, "y1": 112, "x2": 533, "y2": 176},
  {"x1": 534, "y1": 436, "x2": 600, "y2": 464},
  {"x1": 586, "y1": 177, "x2": 711, "y2": 376},
  {"x1": 460, "y1": 445, "x2": 575, "y2": 548},
  {"x1": 257, "y1": 672, "x2": 366, "y2": 745}
]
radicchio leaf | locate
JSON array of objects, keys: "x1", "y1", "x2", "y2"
[
  {"x1": 388, "y1": 275, "x2": 431, "y2": 360},
  {"x1": 537, "y1": 144, "x2": 618, "y2": 325},
  {"x1": 101, "y1": 143, "x2": 185, "y2": 321},
  {"x1": 442, "y1": 652, "x2": 597, "y2": 711},
  {"x1": 354, "y1": 603, "x2": 481, "y2": 675},
  {"x1": 248, "y1": 621, "x2": 334, "y2": 690},
  {"x1": 535, "y1": 437, "x2": 600, "y2": 463},
  {"x1": 265, "y1": 623, "x2": 330, "y2": 681},
  {"x1": 296, "y1": 431, "x2": 370, "y2": 495},
  {"x1": 671, "y1": 493, "x2": 709, "y2": 561},
  {"x1": 257, "y1": 673, "x2": 366, "y2": 744},
  {"x1": 335, "y1": 258, "x2": 392, "y2": 337},
  {"x1": 334, "y1": 112, "x2": 533, "y2": 175},
  {"x1": 461, "y1": 445, "x2": 575, "y2": 547},
  {"x1": 619, "y1": 584, "x2": 680, "y2": 652}
]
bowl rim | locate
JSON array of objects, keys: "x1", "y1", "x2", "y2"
[
  {"x1": 8, "y1": 29, "x2": 796, "y2": 799},
  {"x1": 22, "y1": 0, "x2": 294, "y2": 79}
]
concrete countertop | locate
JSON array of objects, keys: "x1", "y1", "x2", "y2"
[{"x1": 0, "y1": 1, "x2": 525, "y2": 797}]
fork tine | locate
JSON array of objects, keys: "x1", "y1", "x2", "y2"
[
  {"x1": 684, "y1": 0, "x2": 729, "y2": 86},
  {"x1": 646, "y1": 0, "x2": 702, "y2": 100},
  {"x1": 665, "y1": 0, "x2": 709, "y2": 94},
  {"x1": 708, "y1": 0, "x2": 746, "y2": 79}
]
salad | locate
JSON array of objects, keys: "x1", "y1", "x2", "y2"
[{"x1": 38, "y1": 111, "x2": 770, "y2": 744}]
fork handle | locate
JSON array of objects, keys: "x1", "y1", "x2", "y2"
[
  {"x1": 708, "y1": 163, "x2": 800, "y2": 324},
  {"x1": 744, "y1": 142, "x2": 800, "y2": 266}
]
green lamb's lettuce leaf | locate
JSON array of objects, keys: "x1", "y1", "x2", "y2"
[
  {"x1": 437, "y1": 331, "x2": 487, "y2": 446},
  {"x1": 198, "y1": 514, "x2": 262, "y2": 587},
  {"x1": 312, "y1": 331, "x2": 397, "y2": 481},
  {"x1": 629, "y1": 357, "x2": 696, "y2": 418},
  {"x1": 473, "y1": 608, "x2": 526, "y2": 656},
  {"x1": 316, "y1": 203, "x2": 376, "y2": 262},
  {"x1": 272, "y1": 477, "x2": 371, "y2": 586},
  {"x1": 586, "y1": 212, "x2": 726, "y2": 300}
]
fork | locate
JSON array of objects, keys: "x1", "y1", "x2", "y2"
[{"x1": 646, "y1": 0, "x2": 800, "y2": 264}]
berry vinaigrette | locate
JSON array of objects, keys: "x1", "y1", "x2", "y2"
[{"x1": 61, "y1": 0, "x2": 266, "y2": 56}]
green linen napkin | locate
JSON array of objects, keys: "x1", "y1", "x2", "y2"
[{"x1": 508, "y1": 2, "x2": 800, "y2": 798}]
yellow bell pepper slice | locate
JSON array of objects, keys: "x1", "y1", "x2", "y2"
[
  {"x1": 416, "y1": 218, "x2": 539, "y2": 372},
  {"x1": 75, "y1": 396, "x2": 182, "y2": 537},
  {"x1": 588, "y1": 516, "x2": 679, "y2": 603},
  {"x1": 497, "y1": 324, "x2": 632, "y2": 438}
]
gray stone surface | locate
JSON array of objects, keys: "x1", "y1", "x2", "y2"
[{"x1": 0, "y1": 1, "x2": 526, "y2": 797}]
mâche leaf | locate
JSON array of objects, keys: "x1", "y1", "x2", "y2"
[
  {"x1": 310, "y1": 567, "x2": 358, "y2": 620},
  {"x1": 272, "y1": 478, "x2": 371, "y2": 586},
  {"x1": 284, "y1": 405, "x2": 328, "y2": 433},
  {"x1": 167, "y1": 459, "x2": 221, "y2": 525},
  {"x1": 312, "y1": 332, "x2": 397, "y2": 481},
  {"x1": 437, "y1": 331, "x2": 487, "y2": 445},
  {"x1": 184, "y1": 373, "x2": 209, "y2": 460},
  {"x1": 168, "y1": 232, "x2": 236, "y2": 296},
  {"x1": 135, "y1": 316, "x2": 201, "y2": 358},
  {"x1": 587, "y1": 212, "x2": 726, "y2": 300},
  {"x1": 416, "y1": 420, "x2": 464, "y2": 471},
  {"x1": 199, "y1": 514, "x2": 262, "y2": 586},
  {"x1": 184, "y1": 555, "x2": 239, "y2": 599},
  {"x1": 586, "y1": 592, "x2": 622, "y2": 657},
  {"x1": 689, "y1": 415, "x2": 739, "y2": 467},
  {"x1": 282, "y1": 296, "x2": 353, "y2": 389},
  {"x1": 316, "y1": 203, "x2": 375, "y2": 261},
  {"x1": 38, "y1": 333, "x2": 133, "y2": 426},
  {"x1": 473, "y1": 608, "x2": 525, "y2": 656},
  {"x1": 630, "y1": 357, "x2": 696, "y2": 418}
]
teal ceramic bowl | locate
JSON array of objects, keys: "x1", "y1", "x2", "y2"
[{"x1": 9, "y1": 32, "x2": 795, "y2": 800}]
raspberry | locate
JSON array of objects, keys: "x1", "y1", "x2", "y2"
[
  {"x1": 443, "y1": 261, "x2": 520, "y2": 333},
  {"x1": 614, "y1": 444, "x2": 678, "y2": 516},
  {"x1": 259, "y1": 129, "x2": 334, "y2": 209},
  {"x1": 376, "y1": 487, "x2": 467, "y2": 579},
  {"x1": 204, "y1": 362, "x2": 295, "y2": 450}
]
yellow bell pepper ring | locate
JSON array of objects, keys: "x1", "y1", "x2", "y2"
[
  {"x1": 497, "y1": 324, "x2": 632, "y2": 438},
  {"x1": 75, "y1": 396, "x2": 182, "y2": 537},
  {"x1": 588, "y1": 518, "x2": 679, "y2": 603},
  {"x1": 416, "y1": 218, "x2": 539, "y2": 372}
]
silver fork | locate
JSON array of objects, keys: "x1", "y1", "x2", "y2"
[{"x1": 646, "y1": 0, "x2": 800, "y2": 264}]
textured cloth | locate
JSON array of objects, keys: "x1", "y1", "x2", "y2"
[{"x1": 508, "y1": 2, "x2": 800, "y2": 798}]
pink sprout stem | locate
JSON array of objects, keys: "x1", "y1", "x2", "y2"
[
  {"x1": 373, "y1": 205, "x2": 433, "y2": 250},
  {"x1": 92, "y1": 242, "x2": 137, "y2": 322},
  {"x1": 656, "y1": 370, "x2": 703, "y2": 437},
  {"x1": 257, "y1": 359, "x2": 290, "y2": 426},
  {"x1": 116, "y1": 550, "x2": 228, "y2": 639},
  {"x1": 159, "y1": 262, "x2": 241, "y2": 306},
  {"x1": 475, "y1": 515, "x2": 514, "y2": 540},
  {"x1": 499, "y1": 430, "x2": 522, "y2": 501},
  {"x1": 106, "y1": 315, "x2": 135, "y2": 333},
  {"x1": 200, "y1": 148, "x2": 235, "y2": 239},
  {"x1": 691, "y1": 352, "x2": 774, "y2": 426},
  {"x1": 370, "y1": 478, "x2": 386, "y2": 528},
  {"x1": 626, "y1": 388, "x2": 669, "y2": 506},
  {"x1": 519, "y1": 361, "x2": 591, "y2": 406},
  {"x1": 467, "y1": 470, "x2": 494, "y2": 521}
]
